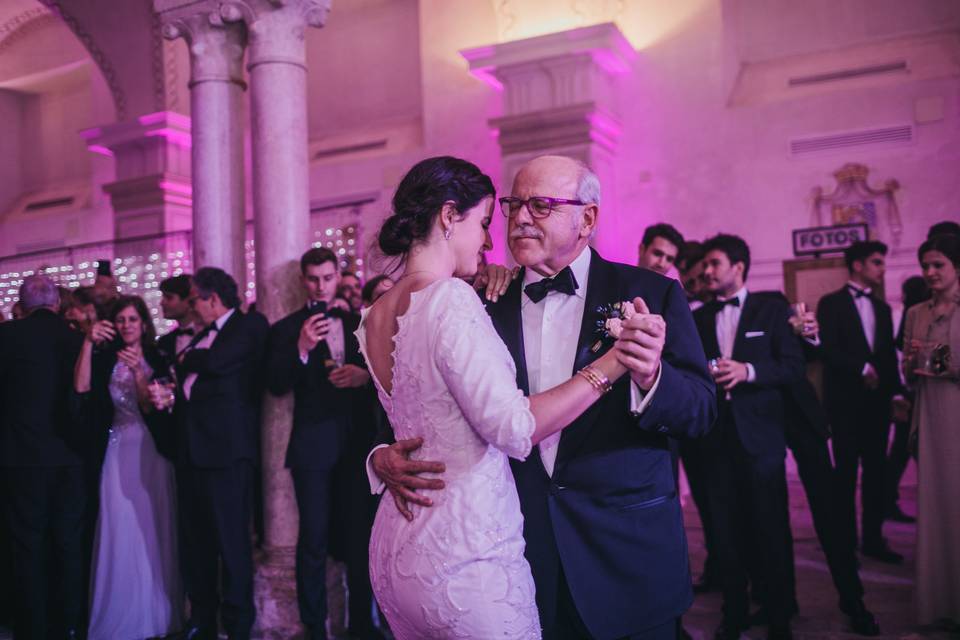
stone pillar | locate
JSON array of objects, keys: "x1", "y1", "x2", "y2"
[
  {"x1": 461, "y1": 23, "x2": 636, "y2": 260},
  {"x1": 157, "y1": 0, "x2": 248, "y2": 281},
  {"x1": 220, "y1": 1, "x2": 331, "y2": 637},
  {"x1": 81, "y1": 111, "x2": 193, "y2": 240}
]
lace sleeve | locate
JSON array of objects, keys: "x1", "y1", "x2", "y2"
[{"x1": 432, "y1": 280, "x2": 534, "y2": 460}]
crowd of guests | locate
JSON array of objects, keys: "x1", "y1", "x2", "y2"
[
  {"x1": 635, "y1": 220, "x2": 960, "y2": 638},
  {"x1": 0, "y1": 256, "x2": 395, "y2": 640},
  {"x1": 0, "y1": 215, "x2": 957, "y2": 640}
]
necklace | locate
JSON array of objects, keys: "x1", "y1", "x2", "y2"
[{"x1": 398, "y1": 269, "x2": 444, "y2": 280}]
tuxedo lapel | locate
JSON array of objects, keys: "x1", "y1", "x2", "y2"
[
  {"x1": 489, "y1": 275, "x2": 530, "y2": 395},
  {"x1": 557, "y1": 252, "x2": 618, "y2": 470},
  {"x1": 572, "y1": 249, "x2": 615, "y2": 373},
  {"x1": 731, "y1": 293, "x2": 759, "y2": 360}
]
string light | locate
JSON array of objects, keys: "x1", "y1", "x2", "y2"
[{"x1": 0, "y1": 224, "x2": 362, "y2": 323}]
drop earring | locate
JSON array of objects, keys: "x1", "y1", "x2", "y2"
[{"x1": 444, "y1": 229, "x2": 451, "y2": 240}]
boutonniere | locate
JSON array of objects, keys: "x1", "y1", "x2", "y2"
[{"x1": 590, "y1": 301, "x2": 636, "y2": 352}]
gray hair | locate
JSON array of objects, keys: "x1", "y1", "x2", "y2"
[
  {"x1": 19, "y1": 274, "x2": 59, "y2": 311},
  {"x1": 575, "y1": 162, "x2": 601, "y2": 206}
]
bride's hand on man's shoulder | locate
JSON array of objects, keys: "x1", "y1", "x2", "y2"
[
  {"x1": 372, "y1": 438, "x2": 447, "y2": 522},
  {"x1": 474, "y1": 263, "x2": 520, "y2": 303}
]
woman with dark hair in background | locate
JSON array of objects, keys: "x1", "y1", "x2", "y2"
[
  {"x1": 902, "y1": 234, "x2": 960, "y2": 629},
  {"x1": 74, "y1": 295, "x2": 182, "y2": 639}
]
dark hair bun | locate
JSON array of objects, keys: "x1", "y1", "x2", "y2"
[
  {"x1": 377, "y1": 156, "x2": 495, "y2": 257},
  {"x1": 378, "y1": 214, "x2": 415, "y2": 256}
]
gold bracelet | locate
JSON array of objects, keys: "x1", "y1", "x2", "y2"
[{"x1": 578, "y1": 365, "x2": 613, "y2": 394}]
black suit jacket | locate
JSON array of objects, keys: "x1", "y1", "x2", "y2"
[
  {"x1": 0, "y1": 309, "x2": 84, "y2": 467},
  {"x1": 489, "y1": 250, "x2": 716, "y2": 639},
  {"x1": 265, "y1": 307, "x2": 370, "y2": 470},
  {"x1": 817, "y1": 287, "x2": 899, "y2": 418},
  {"x1": 765, "y1": 292, "x2": 831, "y2": 440},
  {"x1": 693, "y1": 290, "x2": 805, "y2": 456},
  {"x1": 174, "y1": 309, "x2": 269, "y2": 468}
]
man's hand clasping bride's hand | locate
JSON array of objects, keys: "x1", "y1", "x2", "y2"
[{"x1": 612, "y1": 297, "x2": 665, "y2": 391}]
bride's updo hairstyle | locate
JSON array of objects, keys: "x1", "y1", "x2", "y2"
[{"x1": 379, "y1": 156, "x2": 495, "y2": 257}]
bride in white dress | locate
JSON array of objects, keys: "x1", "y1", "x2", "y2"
[
  {"x1": 357, "y1": 157, "x2": 627, "y2": 639},
  {"x1": 75, "y1": 296, "x2": 182, "y2": 639}
]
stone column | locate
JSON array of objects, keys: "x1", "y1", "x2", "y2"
[
  {"x1": 157, "y1": 0, "x2": 248, "y2": 281},
  {"x1": 220, "y1": 1, "x2": 331, "y2": 637},
  {"x1": 461, "y1": 23, "x2": 636, "y2": 260}
]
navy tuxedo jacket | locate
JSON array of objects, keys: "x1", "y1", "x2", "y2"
[
  {"x1": 265, "y1": 307, "x2": 371, "y2": 470},
  {"x1": 693, "y1": 291, "x2": 805, "y2": 457},
  {"x1": 488, "y1": 250, "x2": 716, "y2": 639},
  {"x1": 174, "y1": 309, "x2": 269, "y2": 468}
]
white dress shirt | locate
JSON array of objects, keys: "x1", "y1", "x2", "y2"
[
  {"x1": 183, "y1": 308, "x2": 235, "y2": 400},
  {"x1": 174, "y1": 321, "x2": 201, "y2": 356},
  {"x1": 300, "y1": 312, "x2": 345, "y2": 366},
  {"x1": 847, "y1": 281, "x2": 876, "y2": 352},
  {"x1": 522, "y1": 247, "x2": 659, "y2": 477},
  {"x1": 714, "y1": 286, "x2": 756, "y2": 383}
]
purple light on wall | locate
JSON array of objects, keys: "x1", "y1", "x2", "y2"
[{"x1": 87, "y1": 144, "x2": 114, "y2": 157}]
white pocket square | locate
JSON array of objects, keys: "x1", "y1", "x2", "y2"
[{"x1": 745, "y1": 331, "x2": 765, "y2": 338}]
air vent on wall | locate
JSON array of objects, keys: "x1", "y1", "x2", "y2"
[
  {"x1": 788, "y1": 61, "x2": 908, "y2": 87},
  {"x1": 789, "y1": 125, "x2": 913, "y2": 157},
  {"x1": 25, "y1": 196, "x2": 75, "y2": 212}
]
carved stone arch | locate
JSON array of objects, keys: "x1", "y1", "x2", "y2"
[{"x1": 37, "y1": 0, "x2": 126, "y2": 120}]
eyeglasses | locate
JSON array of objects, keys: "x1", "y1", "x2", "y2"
[{"x1": 498, "y1": 196, "x2": 587, "y2": 219}]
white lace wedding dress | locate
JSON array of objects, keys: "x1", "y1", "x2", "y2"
[
  {"x1": 357, "y1": 278, "x2": 541, "y2": 639},
  {"x1": 88, "y1": 361, "x2": 182, "y2": 640}
]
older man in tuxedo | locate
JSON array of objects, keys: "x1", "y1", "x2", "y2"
[
  {"x1": 169, "y1": 266, "x2": 268, "y2": 640},
  {"x1": 0, "y1": 275, "x2": 85, "y2": 639},
  {"x1": 372, "y1": 155, "x2": 716, "y2": 640}
]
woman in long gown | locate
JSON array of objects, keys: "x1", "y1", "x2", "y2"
[
  {"x1": 903, "y1": 233, "x2": 960, "y2": 628},
  {"x1": 74, "y1": 295, "x2": 182, "y2": 639},
  {"x1": 356, "y1": 157, "x2": 629, "y2": 639}
]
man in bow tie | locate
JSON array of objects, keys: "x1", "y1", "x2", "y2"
[
  {"x1": 265, "y1": 248, "x2": 380, "y2": 640},
  {"x1": 167, "y1": 267, "x2": 269, "y2": 640},
  {"x1": 157, "y1": 274, "x2": 202, "y2": 368},
  {"x1": 371, "y1": 155, "x2": 716, "y2": 639},
  {"x1": 817, "y1": 241, "x2": 902, "y2": 564},
  {"x1": 693, "y1": 234, "x2": 804, "y2": 640}
]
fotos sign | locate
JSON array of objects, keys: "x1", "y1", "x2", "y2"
[{"x1": 792, "y1": 223, "x2": 868, "y2": 257}]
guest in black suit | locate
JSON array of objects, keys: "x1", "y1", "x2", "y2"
[
  {"x1": 693, "y1": 234, "x2": 804, "y2": 640},
  {"x1": 0, "y1": 275, "x2": 85, "y2": 639},
  {"x1": 758, "y1": 300, "x2": 880, "y2": 635},
  {"x1": 265, "y1": 248, "x2": 380, "y2": 640},
  {"x1": 165, "y1": 267, "x2": 269, "y2": 640},
  {"x1": 817, "y1": 241, "x2": 902, "y2": 564},
  {"x1": 157, "y1": 274, "x2": 201, "y2": 369}
]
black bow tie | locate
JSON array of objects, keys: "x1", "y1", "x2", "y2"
[
  {"x1": 718, "y1": 296, "x2": 740, "y2": 308},
  {"x1": 524, "y1": 267, "x2": 578, "y2": 303},
  {"x1": 174, "y1": 327, "x2": 195, "y2": 337},
  {"x1": 847, "y1": 285, "x2": 871, "y2": 299}
]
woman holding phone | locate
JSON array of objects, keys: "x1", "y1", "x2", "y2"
[{"x1": 73, "y1": 295, "x2": 182, "y2": 639}]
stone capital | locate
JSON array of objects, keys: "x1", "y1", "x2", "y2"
[
  {"x1": 156, "y1": 0, "x2": 247, "y2": 87},
  {"x1": 218, "y1": 0, "x2": 330, "y2": 70}
]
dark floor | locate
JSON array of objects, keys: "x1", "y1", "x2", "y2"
[
  {"x1": 1, "y1": 457, "x2": 953, "y2": 640},
  {"x1": 681, "y1": 455, "x2": 957, "y2": 640}
]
